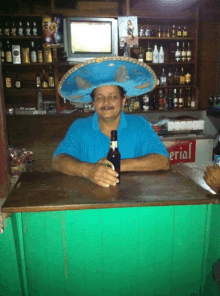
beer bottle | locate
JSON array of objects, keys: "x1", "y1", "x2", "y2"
[{"x1": 107, "y1": 130, "x2": 121, "y2": 180}]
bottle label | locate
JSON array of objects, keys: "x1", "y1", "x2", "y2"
[
  {"x1": 31, "y1": 51, "x2": 37, "y2": 63},
  {"x1": 48, "y1": 77, "x2": 55, "y2": 88},
  {"x1": 177, "y1": 31, "x2": 182, "y2": 37},
  {"x1": 42, "y1": 81, "x2": 48, "y2": 88},
  {"x1": 22, "y1": 48, "x2": 30, "y2": 63},
  {"x1": 110, "y1": 141, "x2": 118, "y2": 149},
  {"x1": 15, "y1": 81, "x2": 21, "y2": 88},
  {"x1": 4, "y1": 28, "x2": 10, "y2": 36},
  {"x1": 26, "y1": 28, "x2": 31, "y2": 36},
  {"x1": 191, "y1": 101, "x2": 196, "y2": 108},
  {"x1": 180, "y1": 76, "x2": 185, "y2": 84},
  {"x1": 138, "y1": 57, "x2": 144, "y2": 62},
  {"x1": 185, "y1": 73, "x2": 191, "y2": 83},
  {"x1": 33, "y1": 28, "x2": 37, "y2": 36},
  {"x1": 37, "y1": 51, "x2": 43, "y2": 63},
  {"x1": 18, "y1": 28, "x2": 23, "y2": 36},
  {"x1": 6, "y1": 77, "x2": 11, "y2": 88},
  {"x1": 11, "y1": 28, "x2": 16, "y2": 36},
  {"x1": 183, "y1": 31, "x2": 187, "y2": 37},
  {"x1": 36, "y1": 77, "x2": 41, "y2": 88},
  {"x1": 146, "y1": 52, "x2": 153, "y2": 62},
  {"x1": 6, "y1": 51, "x2": 12, "y2": 63},
  {"x1": 153, "y1": 53, "x2": 158, "y2": 63},
  {"x1": 214, "y1": 154, "x2": 220, "y2": 165}
]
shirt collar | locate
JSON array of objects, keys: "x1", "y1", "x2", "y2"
[{"x1": 92, "y1": 111, "x2": 127, "y2": 131}]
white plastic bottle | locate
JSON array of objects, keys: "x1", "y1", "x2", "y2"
[
  {"x1": 152, "y1": 44, "x2": 159, "y2": 63},
  {"x1": 159, "y1": 45, "x2": 164, "y2": 63}
]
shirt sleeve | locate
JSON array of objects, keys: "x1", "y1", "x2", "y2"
[
  {"x1": 136, "y1": 117, "x2": 170, "y2": 158},
  {"x1": 53, "y1": 120, "x2": 82, "y2": 160}
]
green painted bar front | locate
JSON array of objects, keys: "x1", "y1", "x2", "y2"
[{"x1": 1, "y1": 204, "x2": 220, "y2": 296}]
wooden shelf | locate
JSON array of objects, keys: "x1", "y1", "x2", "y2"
[
  {"x1": 156, "y1": 85, "x2": 196, "y2": 89},
  {"x1": 4, "y1": 88, "x2": 56, "y2": 96},
  {"x1": 138, "y1": 37, "x2": 196, "y2": 41},
  {"x1": 0, "y1": 36, "x2": 41, "y2": 39},
  {"x1": 2, "y1": 63, "x2": 53, "y2": 67}
]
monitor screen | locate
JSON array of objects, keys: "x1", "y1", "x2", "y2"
[{"x1": 64, "y1": 17, "x2": 118, "y2": 62}]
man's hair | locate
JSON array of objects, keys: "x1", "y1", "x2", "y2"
[{"x1": 90, "y1": 85, "x2": 127, "y2": 101}]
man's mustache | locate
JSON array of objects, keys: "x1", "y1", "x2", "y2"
[{"x1": 100, "y1": 106, "x2": 114, "y2": 110}]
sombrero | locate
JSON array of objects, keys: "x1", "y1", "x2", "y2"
[{"x1": 58, "y1": 56, "x2": 157, "y2": 103}]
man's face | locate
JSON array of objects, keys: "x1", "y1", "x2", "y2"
[{"x1": 93, "y1": 85, "x2": 126, "y2": 122}]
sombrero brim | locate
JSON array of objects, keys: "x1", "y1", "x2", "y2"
[{"x1": 58, "y1": 56, "x2": 157, "y2": 103}]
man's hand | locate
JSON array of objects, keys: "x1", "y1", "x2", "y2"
[
  {"x1": 203, "y1": 164, "x2": 220, "y2": 193},
  {"x1": 86, "y1": 162, "x2": 119, "y2": 188}
]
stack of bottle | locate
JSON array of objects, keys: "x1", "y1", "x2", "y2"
[
  {"x1": 139, "y1": 24, "x2": 189, "y2": 38},
  {"x1": 157, "y1": 66, "x2": 192, "y2": 86},
  {"x1": 0, "y1": 20, "x2": 39, "y2": 37},
  {"x1": 0, "y1": 40, "x2": 52, "y2": 64},
  {"x1": 4, "y1": 67, "x2": 55, "y2": 90}
]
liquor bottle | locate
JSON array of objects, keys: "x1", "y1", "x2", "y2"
[
  {"x1": 174, "y1": 67, "x2": 180, "y2": 85},
  {"x1": 14, "y1": 75, "x2": 22, "y2": 89},
  {"x1": 183, "y1": 26, "x2": 188, "y2": 38},
  {"x1": 139, "y1": 26, "x2": 144, "y2": 37},
  {"x1": 123, "y1": 42, "x2": 128, "y2": 57},
  {"x1": 152, "y1": 44, "x2": 159, "y2": 63},
  {"x1": 145, "y1": 43, "x2": 153, "y2": 63},
  {"x1": 5, "y1": 71, "x2": 12, "y2": 88},
  {"x1": 133, "y1": 97, "x2": 140, "y2": 111},
  {"x1": 173, "y1": 88, "x2": 178, "y2": 109},
  {"x1": 158, "y1": 89, "x2": 165, "y2": 110},
  {"x1": 177, "y1": 26, "x2": 182, "y2": 37},
  {"x1": 48, "y1": 67, "x2": 55, "y2": 88},
  {"x1": 0, "y1": 23, "x2": 2, "y2": 36},
  {"x1": 186, "y1": 87, "x2": 191, "y2": 108},
  {"x1": 5, "y1": 41, "x2": 12, "y2": 63},
  {"x1": 142, "y1": 94, "x2": 150, "y2": 111},
  {"x1": 25, "y1": 21, "x2": 31, "y2": 36},
  {"x1": 164, "y1": 88, "x2": 169, "y2": 110},
  {"x1": 160, "y1": 68, "x2": 167, "y2": 86},
  {"x1": 18, "y1": 21, "x2": 24, "y2": 36},
  {"x1": 157, "y1": 26, "x2": 161, "y2": 38},
  {"x1": 32, "y1": 22, "x2": 38, "y2": 36},
  {"x1": 175, "y1": 42, "x2": 181, "y2": 62},
  {"x1": 213, "y1": 131, "x2": 220, "y2": 164},
  {"x1": 138, "y1": 47, "x2": 144, "y2": 62},
  {"x1": 145, "y1": 24, "x2": 151, "y2": 37},
  {"x1": 166, "y1": 26, "x2": 170, "y2": 38},
  {"x1": 41, "y1": 70, "x2": 48, "y2": 88},
  {"x1": 4, "y1": 22, "x2": 10, "y2": 36},
  {"x1": 185, "y1": 66, "x2": 191, "y2": 85},
  {"x1": 167, "y1": 67, "x2": 174, "y2": 85},
  {"x1": 168, "y1": 88, "x2": 173, "y2": 109},
  {"x1": 11, "y1": 22, "x2": 17, "y2": 37},
  {"x1": 172, "y1": 25, "x2": 176, "y2": 37},
  {"x1": 186, "y1": 42, "x2": 192, "y2": 62},
  {"x1": 158, "y1": 45, "x2": 164, "y2": 63},
  {"x1": 30, "y1": 41, "x2": 37, "y2": 63},
  {"x1": 152, "y1": 93, "x2": 158, "y2": 110},
  {"x1": 180, "y1": 67, "x2": 185, "y2": 85},
  {"x1": 162, "y1": 27, "x2": 166, "y2": 38},
  {"x1": 107, "y1": 130, "x2": 121, "y2": 181},
  {"x1": 0, "y1": 42, "x2": 5, "y2": 63},
  {"x1": 191, "y1": 94, "x2": 196, "y2": 109},
  {"x1": 178, "y1": 88, "x2": 184, "y2": 108},
  {"x1": 181, "y1": 42, "x2": 186, "y2": 62},
  {"x1": 12, "y1": 45, "x2": 21, "y2": 64},
  {"x1": 37, "y1": 44, "x2": 43, "y2": 63},
  {"x1": 36, "y1": 71, "x2": 41, "y2": 88}
]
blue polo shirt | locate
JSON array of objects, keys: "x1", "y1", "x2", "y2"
[{"x1": 53, "y1": 111, "x2": 169, "y2": 163}]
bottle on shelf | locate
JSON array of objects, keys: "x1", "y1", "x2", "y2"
[
  {"x1": 158, "y1": 89, "x2": 165, "y2": 110},
  {"x1": 32, "y1": 22, "x2": 38, "y2": 36},
  {"x1": 164, "y1": 88, "x2": 169, "y2": 110},
  {"x1": 180, "y1": 67, "x2": 185, "y2": 85},
  {"x1": 160, "y1": 68, "x2": 167, "y2": 86},
  {"x1": 5, "y1": 40, "x2": 12, "y2": 63},
  {"x1": 173, "y1": 88, "x2": 178, "y2": 109},
  {"x1": 158, "y1": 45, "x2": 164, "y2": 63},
  {"x1": 178, "y1": 88, "x2": 184, "y2": 108},
  {"x1": 18, "y1": 21, "x2": 24, "y2": 37},
  {"x1": 0, "y1": 23, "x2": 3, "y2": 36},
  {"x1": 14, "y1": 74, "x2": 22, "y2": 89},
  {"x1": 162, "y1": 27, "x2": 166, "y2": 38},
  {"x1": 166, "y1": 27, "x2": 170, "y2": 38},
  {"x1": 36, "y1": 71, "x2": 41, "y2": 88},
  {"x1": 191, "y1": 94, "x2": 196, "y2": 109},
  {"x1": 142, "y1": 94, "x2": 150, "y2": 111},
  {"x1": 133, "y1": 97, "x2": 140, "y2": 111},
  {"x1": 174, "y1": 67, "x2": 180, "y2": 85},
  {"x1": 213, "y1": 130, "x2": 220, "y2": 164},
  {"x1": 177, "y1": 26, "x2": 182, "y2": 37},
  {"x1": 183, "y1": 26, "x2": 188, "y2": 38},
  {"x1": 107, "y1": 130, "x2": 121, "y2": 181},
  {"x1": 41, "y1": 70, "x2": 48, "y2": 89},
  {"x1": 152, "y1": 93, "x2": 158, "y2": 110},
  {"x1": 185, "y1": 66, "x2": 191, "y2": 85},
  {"x1": 4, "y1": 22, "x2": 10, "y2": 36},
  {"x1": 186, "y1": 87, "x2": 191, "y2": 108},
  {"x1": 175, "y1": 41, "x2": 181, "y2": 62},
  {"x1": 152, "y1": 44, "x2": 159, "y2": 63},
  {"x1": 145, "y1": 24, "x2": 151, "y2": 37},
  {"x1": 21, "y1": 46, "x2": 30, "y2": 64},
  {"x1": 12, "y1": 45, "x2": 21, "y2": 64},
  {"x1": 5, "y1": 71, "x2": 12, "y2": 89},
  {"x1": 11, "y1": 22, "x2": 17, "y2": 37},
  {"x1": 139, "y1": 26, "x2": 144, "y2": 37},
  {"x1": 168, "y1": 88, "x2": 173, "y2": 109},
  {"x1": 186, "y1": 42, "x2": 192, "y2": 62},
  {"x1": 30, "y1": 41, "x2": 37, "y2": 63},
  {"x1": 37, "y1": 44, "x2": 43, "y2": 63},
  {"x1": 48, "y1": 67, "x2": 55, "y2": 88},
  {"x1": 157, "y1": 26, "x2": 161, "y2": 38},
  {"x1": 172, "y1": 25, "x2": 176, "y2": 38},
  {"x1": 145, "y1": 43, "x2": 153, "y2": 63},
  {"x1": 138, "y1": 47, "x2": 144, "y2": 62},
  {"x1": 181, "y1": 42, "x2": 187, "y2": 62},
  {"x1": 123, "y1": 42, "x2": 128, "y2": 57},
  {"x1": 25, "y1": 21, "x2": 31, "y2": 36},
  {"x1": 167, "y1": 67, "x2": 174, "y2": 85},
  {"x1": 0, "y1": 42, "x2": 5, "y2": 64}
]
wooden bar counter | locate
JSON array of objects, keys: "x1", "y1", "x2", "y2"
[{"x1": 1, "y1": 164, "x2": 220, "y2": 296}]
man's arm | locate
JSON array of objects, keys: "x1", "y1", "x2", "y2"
[
  {"x1": 121, "y1": 154, "x2": 170, "y2": 172},
  {"x1": 52, "y1": 154, "x2": 119, "y2": 187}
]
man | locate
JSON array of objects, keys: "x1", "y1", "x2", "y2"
[{"x1": 52, "y1": 57, "x2": 170, "y2": 187}]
